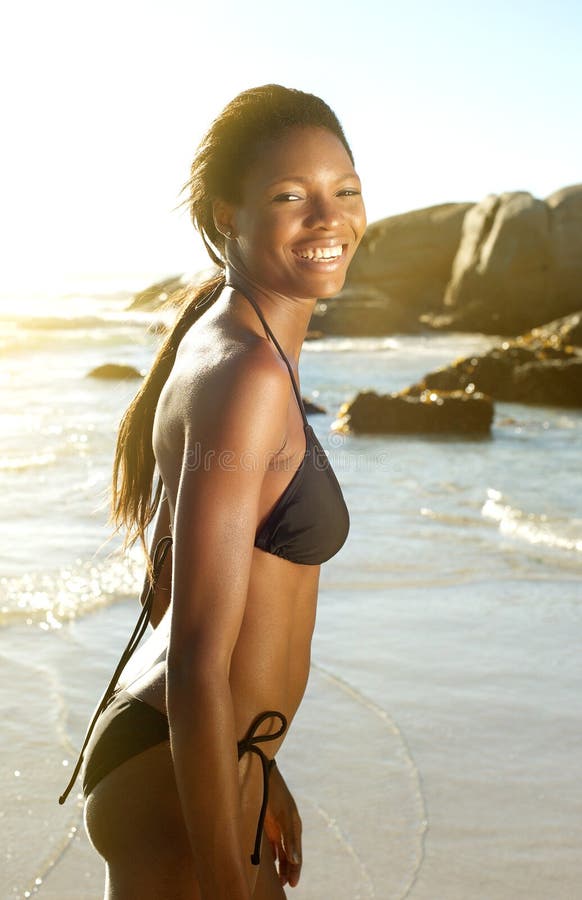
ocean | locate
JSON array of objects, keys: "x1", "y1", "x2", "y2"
[{"x1": 1, "y1": 286, "x2": 581, "y2": 899}]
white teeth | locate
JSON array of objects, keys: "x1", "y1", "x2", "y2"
[{"x1": 294, "y1": 244, "x2": 343, "y2": 261}]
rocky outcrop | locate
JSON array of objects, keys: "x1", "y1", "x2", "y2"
[
  {"x1": 425, "y1": 185, "x2": 582, "y2": 333},
  {"x1": 310, "y1": 286, "x2": 424, "y2": 335},
  {"x1": 129, "y1": 184, "x2": 582, "y2": 337},
  {"x1": 87, "y1": 363, "x2": 143, "y2": 379},
  {"x1": 404, "y1": 311, "x2": 582, "y2": 407},
  {"x1": 520, "y1": 310, "x2": 582, "y2": 349},
  {"x1": 314, "y1": 203, "x2": 473, "y2": 334},
  {"x1": 128, "y1": 275, "x2": 185, "y2": 311},
  {"x1": 333, "y1": 388, "x2": 493, "y2": 435}
]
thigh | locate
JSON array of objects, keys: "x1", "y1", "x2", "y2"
[
  {"x1": 84, "y1": 740, "x2": 200, "y2": 899},
  {"x1": 84, "y1": 738, "x2": 273, "y2": 899}
]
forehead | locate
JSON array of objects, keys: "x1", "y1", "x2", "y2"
[{"x1": 243, "y1": 126, "x2": 356, "y2": 192}]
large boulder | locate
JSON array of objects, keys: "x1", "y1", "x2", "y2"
[
  {"x1": 314, "y1": 203, "x2": 473, "y2": 334},
  {"x1": 435, "y1": 184, "x2": 582, "y2": 333},
  {"x1": 546, "y1": 185, "x2": 582, "y2": 305},
  {"x1": 309, "y1": 286, "x2": 425, "y2": 335}
]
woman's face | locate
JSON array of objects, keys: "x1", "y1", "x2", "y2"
[{"x1": 222, "y1": 126, "x2": 367, "y2": 301}]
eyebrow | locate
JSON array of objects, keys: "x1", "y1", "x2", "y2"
[{"x1": 266, "y1": 172, "x2": 360, "y2": 188}]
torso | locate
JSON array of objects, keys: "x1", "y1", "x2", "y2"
[{"x1": 115, "y1": 295, "x2": 323, "y2": 741}]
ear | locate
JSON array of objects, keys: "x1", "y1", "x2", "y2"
[{"x1": 212, "y1": 198, "x2": 237, "y2": 240}]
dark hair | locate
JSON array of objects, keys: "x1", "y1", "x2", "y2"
[{"x1": 111, "y1": 84, "x2": 354, "y2": 577}]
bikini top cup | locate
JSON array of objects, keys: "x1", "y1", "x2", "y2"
[{"x1": 236, "y1": 289, "x2": 350, "y2": 566}]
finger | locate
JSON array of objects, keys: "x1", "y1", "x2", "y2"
[
  {"x1": 285, "y1": 812, "x2": 302, "y2": 871},
  {"x1": 276, "y1": 841, "x2": 289, "y2": 886},
  {"x1": 287, "y1": 857, "x2": 301, "y2": 888}
]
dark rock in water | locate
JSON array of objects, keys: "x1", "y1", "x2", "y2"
[
  {"x1": 334, "y1": 388, "x2": 493, "y2": 435},
  {"x1": 405, "y1": 311, "x2": 582, "y2": 407},
  {"x1": 302, "y1": 398, "x2": 327, "y2": 415},
  {"x1": 128, "y1": 275, "x2": 184, "y2": 311},
  {"x1": 511, "y1": 359, "x2": 582, "y2": 406},
  {"x1": 88, "y1": 363, "x2": 143, "y2": 380}
]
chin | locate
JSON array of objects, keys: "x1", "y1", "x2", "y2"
[
  {"x1": 317, "y1": 282, "x2": 346, "y2": 299},
  {"x1": 308, "y1": 274, "x2": 348, "y2": 300}
]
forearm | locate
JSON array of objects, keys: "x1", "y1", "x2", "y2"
[{"x1": 167, "y1": 664, "x2": 252, "y2": 900}]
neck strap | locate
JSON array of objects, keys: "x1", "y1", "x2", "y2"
[{"x1": 227, "y1": 284, "x2": 308, "y2": 425}]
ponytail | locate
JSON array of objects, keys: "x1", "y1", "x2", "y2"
[{"x1": 110, "y1": 272, "x2": 225, "y2": 579}]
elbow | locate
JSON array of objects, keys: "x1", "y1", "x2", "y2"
[{"x1": 167, "y1": 637, "x2": 232, "y2": 696}]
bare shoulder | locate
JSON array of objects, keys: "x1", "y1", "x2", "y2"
[{"x1": 180, "y1": 335, "x2": 292, "y2": 451}]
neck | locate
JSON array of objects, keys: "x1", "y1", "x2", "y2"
[{"x1": 224, "y1": 266, "x2": 316, "y2": 363}]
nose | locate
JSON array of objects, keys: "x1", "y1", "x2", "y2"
[{"x1": 304, "y1": 193, "x2": 342, "y2": 230}]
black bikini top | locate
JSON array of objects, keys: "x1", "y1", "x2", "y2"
[{"x1": 235, "y1": 288, "x2": 350, "y2": 566}]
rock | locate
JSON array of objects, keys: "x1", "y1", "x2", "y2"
[
  {"x1": 126, "y1": 186, "x2": 582, "y2": 338},
  {"x1": 87, "y1": 363, "x2": 143, "y2": 380},
  {"x1": 438, "y1": 184, "x2": 582, "y2": 333},
  {"x1": 519, "y1": 310, "x2": 582, "y2": 350},
  {"x1": 302, "y1": 398, "x2": 327, "y2": 415},
  {"x1": 404, "y1": 312, "x2": 582, "y2": 407},
  {"x1": 310, "y1": 287, "x2": 424, "y2": 335},
  {"x1": 128, "y1": 275, "x2": 185, "y2": 311},
  {"x1": 511, "y1": 358, "x2": 582, "y2": 406},
  {"x1": 546, "y1": 185, "x2": 582, "y2": 305},
  {"x1": 333, "y1": 388, "x2": 493, "y2": 435},
  {"x1": 128, "y1": 267, "x2": 222, "y2": 312},
  {"x1": 314, "y1": 203, "x2": 473, "y2": 334}
]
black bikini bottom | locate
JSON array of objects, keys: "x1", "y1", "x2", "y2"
[{"x1": 82, "y1": 689, "x2": 286, "y2": 866}]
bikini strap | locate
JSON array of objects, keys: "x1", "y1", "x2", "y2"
[
  {"x1": 227, "y1": 284, "x2": 308, "y2": 426},
  {"x1": 58, "y1": 534, "x2": 173, "y2": 805}
]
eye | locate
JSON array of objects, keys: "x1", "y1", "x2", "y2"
[
  {"x1": 273, "y1": 193, "x2": 303, "y2": 202},
  {"x1": 338, "y1": 189, "x2": 361, "y2": 197}
]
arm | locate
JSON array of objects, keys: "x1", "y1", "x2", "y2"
[
  {"x1": 166, "y1": 351, "x2": 289, "y2": 900},
  {"x1": 138, "y1": 487, "x2": 173, "y2": 629}
]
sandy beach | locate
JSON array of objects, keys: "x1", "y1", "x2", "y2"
[{"x1": 2, "y1": 300, "x2": 581, "y2": 899}]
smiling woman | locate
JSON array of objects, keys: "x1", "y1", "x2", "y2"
[{"x1": 58, "y1": 84, "x2": 366, "y2": 900}]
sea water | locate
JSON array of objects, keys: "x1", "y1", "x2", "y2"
[{"x1": 1, "y1": 289, "x2": 580, "y2": 899}]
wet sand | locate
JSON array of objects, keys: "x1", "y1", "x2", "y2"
[{"x1": 24, "y1": 574, "x2": 582, "y2": 900}]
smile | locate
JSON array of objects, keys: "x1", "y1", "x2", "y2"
[{"x1": 291, "y1": 244, "x2": 345, "y2": 262}]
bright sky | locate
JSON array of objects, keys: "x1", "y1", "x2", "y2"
[{"x1": 1, "y1": 0, "x2": 581, "y2": 296}]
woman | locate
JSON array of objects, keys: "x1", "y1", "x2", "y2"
[{"x1": 59, "y1": 84, "x2": 366, "y2": 899}]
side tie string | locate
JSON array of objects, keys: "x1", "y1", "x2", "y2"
[
  {"x1": 58, "y1": 535, "x2": 173, "y2": 805},
  {"x1": 237, "y1": 710, "x2": 288, "y2": 865}
]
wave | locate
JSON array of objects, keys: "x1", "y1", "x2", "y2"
[
  {"x1": 481, "y1": 487, "x2": 582, "y2": 553},
  {"x1": 305, "y1": 336, "x2": 400, "y2": 352},
  {"x1": 0, "y1": 451, "x2": 57, "y2": 472},
  {"x1": 4, "y1": 310, "x2": 167, "y2": 330},
  {"x1": 0, "y1": 548, "x2": 144, "y2": 630}
]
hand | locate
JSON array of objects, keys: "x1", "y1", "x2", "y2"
[{"x1": 264, "y1": 764, "x2": 302, "y2": 888}]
